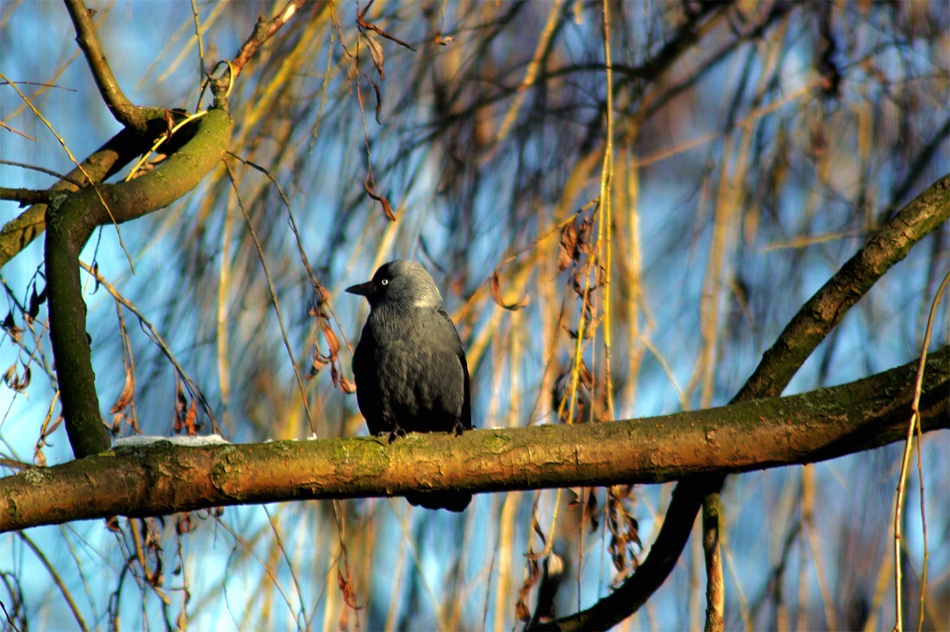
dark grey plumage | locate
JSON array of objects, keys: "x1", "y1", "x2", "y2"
[{"x1": 346, "y1": 260, "x2": 472, "y2": 511}]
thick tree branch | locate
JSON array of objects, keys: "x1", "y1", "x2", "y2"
[
  {"x1": 0, "y1": 348, "x2": 946, "y2": 534},
  {"x1": 542, "y1": 173, "x2": 950, "y2": 630},
  {"x1": 736, "y1": 173, "x2": 950, "y2": 402},
  {"x1": 3, "y1": 1, "x2": 311, "y2": 270},
  {"x1": 45, "y1": 108, "x2": 234, "y2": 458},
  {"x1": 0, "y1": 128, "x2": 155, "y2": 269}
]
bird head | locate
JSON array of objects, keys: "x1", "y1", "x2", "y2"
[{"x1": 346, "y1": 260, "x2": 444, "y2": 310}]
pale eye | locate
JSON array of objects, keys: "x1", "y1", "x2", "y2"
[{"x1": 380, "y1": 279, "x2": 389, "y2": 286}]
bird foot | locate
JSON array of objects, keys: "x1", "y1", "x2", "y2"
[
  {"x1": 387, "y1": 426, "x2": 407, "y2": 444},
  {"x1": 450, "y1": 420, "x2": 466, "y2": 436}
]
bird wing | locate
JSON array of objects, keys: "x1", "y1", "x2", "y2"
[
  {"x1": 438, "y1": 307, "x2": 472, "y2": 429},
  {"x1": 352, "y1": 323, "x2": 388, "y2": 436}
]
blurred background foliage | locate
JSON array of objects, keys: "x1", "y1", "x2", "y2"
[{"x1": 1, "y1": 0, "x2": 948, "y2": 629}]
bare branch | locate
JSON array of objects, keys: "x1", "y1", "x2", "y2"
[
  {"x1": 0, "y1": 160, "x2": 84, "y2": 185},
  {"x1": 736, "y1": 174, "x2": 950, "y2": 402},
  {"x1": 63, "y1": 0, "x2": 166, "y2": 132},
  {"x1": 0, "y1": 188, "x2": 51, "y2": 206},
  {"x1": 356, "y1": 0, "x2": 417, "y2": 52},
  {"x1": 228, "y1": 0, "x2": 312, "y2": 78}
]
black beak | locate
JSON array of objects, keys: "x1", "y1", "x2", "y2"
[{"x1": 345, "y1": 280, "x2": 375, "y2": 296}]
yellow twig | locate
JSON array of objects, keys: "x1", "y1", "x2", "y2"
[
  {"x1": 893, "y1": 269, "x2": 948, "y2": 632},
  {"x1": 495, "y1": 0, "x2": 564, "y2": 143},
  {"x1": 124, "y1": 110, "x2": 208, "y2": 182},
  {"x1": 598, "y1": 0, "x2": 615, "y2": 420}
]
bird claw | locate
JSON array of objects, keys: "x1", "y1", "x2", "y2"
[
  {"x1": 451, "y1": 420, "x2": 465, "y2": 436},
  {"x1": 387, "y1": 426, "x2": 407, "y2": 443}
]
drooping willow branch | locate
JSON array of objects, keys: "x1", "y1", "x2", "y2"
[{"x1": 542, "y1": 175, "x2": 949, "y2": 630}]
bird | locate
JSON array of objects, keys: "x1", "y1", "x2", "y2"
[{"x1": 346, "y1": 260, "x2": 472, "y2": 511}]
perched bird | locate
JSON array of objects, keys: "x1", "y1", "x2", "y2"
[{"x1": 346, "y1": 260, "x2": 472, "y2": 511}]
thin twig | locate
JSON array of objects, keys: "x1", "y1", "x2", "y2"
[
  {"x1": 223, "y1": 162, "x2": 317, "y2": 437},
  {"x1": 0, "y1": 188, "x2": 51, "y2": 206},
  {"x1": 77, "y1": 261, "x2": 218, "y2": 431},
  {"x1": 598, "y1": 0, "x2": 615, "y2": 420},
  {"x1": 229, "y1": 0, "x2": 309, "y2": 78},
  {"x1": 356, "y1": 0, "x2": 417, "y2": 51},
  {"x1": 0, "y1": 160, "x2": 85, "y2": 186},
  {"x1": 893, "y1": 269, "x2": 949, "y2": 632},
  {"x1": 0, "y1": 119, "x2": 36, "y2": 140},
  {"x1": 18, "y1": 531, "x2": 89, "y2": 631}
]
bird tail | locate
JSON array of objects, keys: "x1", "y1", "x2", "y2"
[{"x1": 406, "y1": 491, "x2": 471, "y2": 512}]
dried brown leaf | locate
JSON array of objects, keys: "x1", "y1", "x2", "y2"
[
  {"x1": 558, "y1": 222, "x2": 578, "y2": 271},
  {"x1": 322, "y1": 321, "x2": 341, "y2": 359},
  {"x1": 585, "y1": 488, "x2": 599, "y2": 532},
  {"x1": 370, "y1": 78, "x2": 382, "y2": 122},
  {"x1": 606, "y1": 492, "x2": 642, "y2": 579},
  {"x1": 110, "y1": 368, "x2": 135, "y2": 413},
  {"x1": 362, "y1": 32, "x2": 385, "y2": 79},
  {"x1": 148, "y1": 554, "x2": 164, "y2": 588},
  {"x1": 363, "y1": 175, "x2": 396, "y2": 221},
  {"x1": 310, "y1": 353, "x2": 329, "y2": 376},
  {"x1": 329, "y1": 362, "x2": 340, "y2": 387},
  {"x1": 314, "y1": 282, "x2": 330, "y2": 306},
  {"x1": 490, "y1": 271, "x2": 529, "y2": 311},
  {"x1": 27, "y1": 285, "x2": 45, "y2": 322},
  {"x1": 576, "y1": 216, "x2": 593, "y2": 254},
  {"x1": 3, "y1": 365, "x2": 15, "y2": 388},
  {"x1": 531, "y1": 515, "x2": 547, "y2": 546},
  {"x1": 3, "y1": 364, "x2": 29, "y2": 392},
  {"x1": 173, "y1": 386, "x2": 185, "y2": 432},
  {"x1": 515, "y1": 557, "x2": 542, "y2": 621},
  {"x1": 175, "y1": 513, "x2": 194, "y2": 536},
  {"x1": 2, "y1": 313, "x2": 21, "y2": 343},
  {"x1": 578, "y1": 362, "x2": 593, "y2": 388},
  {"x1": 337, "y1": 568, "x2": 361, "y2": 609},
  {"x1": 183, "y1": 399, "x2": 198, "y2": 436}
]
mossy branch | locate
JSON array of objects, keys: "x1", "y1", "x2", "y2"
[{"x1": 0, "y1": 348, "x2": 945, "y2": 533}]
